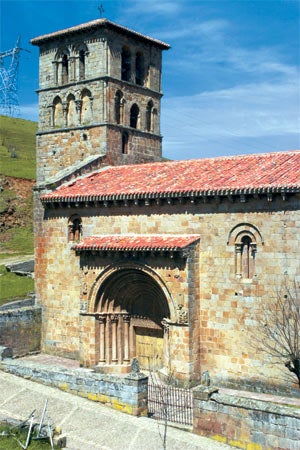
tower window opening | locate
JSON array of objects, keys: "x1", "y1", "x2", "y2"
[
  {"x1": 115, "y1": 90, "x2": 123, "y2": 124},
  {"x1": 79, "y1": 49, "x2": 85, "y2": 80},
  {"x1": 62, "y1": 54, "x2": 69, "y2": 84},
  {"x1": 146, "y1": 100, "x2": 154, "y2": 132},
  {"x1": 121, "y1": 47, "x2": 131, "y2": 82},
  {"x1": 135, "y1": 52, "x2": 145, "y2": 86},
  {"x1": 130, "y1": 104, "x2": 139, "y2": 129},
  {"x1": 122, "y1": 132, "x2": 129, "y2": 154},
  {"x1": 53, "y1": 96, "x2": 63, "y2": 128}
]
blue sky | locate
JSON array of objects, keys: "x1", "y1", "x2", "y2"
[{"x1": 1, "y1": 0, "x2": 299, "y2": 159}]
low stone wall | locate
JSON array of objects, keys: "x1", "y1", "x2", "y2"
[
  {"x1": 193, "y1": 386, "x2": 300, "y2": 450},
  {"x1": 1, "y1": 359, "x2": 148, "y2": 416},
  {"x1": 0, "y1": 306, "x2": 41, "y2": 356}
]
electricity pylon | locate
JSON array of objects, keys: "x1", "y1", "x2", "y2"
[{"x1": 0, "y1": 37, "x2": 28, "y2": 117}]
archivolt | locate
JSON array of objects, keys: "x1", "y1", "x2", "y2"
[
  {"x1": 88, "y1": 263, "x2": 174, "y2": 324},
  {"x1": 227, "y1": 223, "x2": 264, "y2": 246}
]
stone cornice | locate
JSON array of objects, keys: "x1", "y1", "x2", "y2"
[{"x1": 41, "y1": 187, "x2": 295, "y2": 208}]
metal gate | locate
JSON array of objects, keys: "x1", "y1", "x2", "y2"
[{"x1": 148, "y1": 381, "x2": 193, "y2": 426}]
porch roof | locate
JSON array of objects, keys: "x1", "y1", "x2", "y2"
[{"x1": 72, "y1": 235, "x2": 200, "y2": 252}]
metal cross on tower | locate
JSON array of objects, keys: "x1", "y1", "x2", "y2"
[
  {"x1": 98, "y1": 3, "x2": 105, "y2": 17},
  {"x1": 0, "y1": 37, "x2": 28, "y2": 117}
]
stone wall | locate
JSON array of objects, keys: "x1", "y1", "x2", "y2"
[
  {"x1": 0, "y1": 306, "x2": 41, "y2": 357},
  {"x1": 35, "y1": 193, "x2": 300, "y2": 390},
  {"x1": 193, "y1": 386, "x2": 300, "y2": 450},
  {"x1": 1, "y1": 359, "x2": 148, "y2": 416},
  {"x1": 35, "y1": 25, "x2": 164, "y2": 185}
]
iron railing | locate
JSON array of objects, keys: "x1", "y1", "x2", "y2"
[{"x1": 148, "y1": 381, "x2": 193, "y2": 426}]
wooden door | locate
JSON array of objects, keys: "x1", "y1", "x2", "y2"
[{"x1": 135, "y1": 327, "x2": 164, "y2": 370}]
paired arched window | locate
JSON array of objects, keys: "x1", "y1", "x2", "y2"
[
  {"x1": 54, "y1": 44, "x2": 88, "y2": 85},
  {"x1": 68, "y1": 215, "x2": 82, "y2": 242},
  {"x1": 121, "y1": 47, "x2": 131, "y2": 82},
  {"x1": 54, "y1": 48, "x2": 70, "y2": 85},
  {"x1": 135, "y1": 52, "x2": 145, "y2": 86},
  {"x1": 130, "y1": 104, "x2": 140, "y2": 129}
]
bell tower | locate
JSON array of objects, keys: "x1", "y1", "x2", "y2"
[{"x1": 31, "y1": 18, "x2": 170, "y2": 185}]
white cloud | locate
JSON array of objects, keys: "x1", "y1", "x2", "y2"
[
  {"x1": 157, "y1": 19, "x2": 228, "y2": 40},
  {"x1": 121, "y1": 0, "x2": 181, "y2": 18},
  {"x1": 162, "y1": 76, "x2": 300, "y2": 159}
]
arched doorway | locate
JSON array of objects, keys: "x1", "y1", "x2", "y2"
[{"x1": 94, "y1": 268, "x2": 170, "y2": 370}]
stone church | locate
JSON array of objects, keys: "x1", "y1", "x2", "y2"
[{"x1": 31, "y1": 18, "x2": 300, "y2": 390}]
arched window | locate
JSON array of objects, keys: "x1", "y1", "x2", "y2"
[
  {"x1": 130, "y1": 104, "x2": 139, "y2": 129},
  {"x1": 122, "y1": 131, "x2": 129, "y2": 154},
  {"x1": 53, "y1": 96, "x2": 63, "y2": 128},
  {"x1": 79, "y1": 49, "x2": 86, "y2": 80},
  {"x1": 115, "y1": 90, "x2": 123, "y2": 124},
  {"x1": 121, "y1": 47, "x2": 131, "y2": 82},
  {"x1": 228, "y1": 223, "x2": 263, "y2": 281},
  {"x1": 62, "y1": 53, "x2": 69, "y2": 84},
  {"x1": 81, "y1": 89, "x2": 92, "y2": 124},
  {"x1": 241, "y1": 236, "x2": 255, "y2": 279},
  {"x1": 67, "y1": 94, "x2": 76, "y2": 127},
  {"x1": 68, "y1": 215, "x2": 82, "y2": 242},
  {"x1": 146, "y1": 100, "x2": 153, "y2": 132},
  {"x1": 135, "y1": 52, "x2": 145, "y2": 85}
]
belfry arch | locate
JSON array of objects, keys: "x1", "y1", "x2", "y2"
[{"x1": 92, "y1": 267, "x2": 171, "y2": 371}]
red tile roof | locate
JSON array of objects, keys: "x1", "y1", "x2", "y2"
[
  {"x1": 72, "y1": 235, "x2": 200, "y2": 252},
  {"x1": 41, "y1": 151, "x2": 300, "y2": 203},
  {"x1": 31, "y1": 18, "x2": 170, "y2": 49}
]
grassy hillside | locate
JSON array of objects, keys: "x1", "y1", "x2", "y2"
[
  {"x1": 0, "y1": 115, "x2": 37, "y2": 302},
  {"x1": 0, "y1": 115, "x2": 37, "y2": 180},
  {"x1": 0, "y1": 115, "x2": 36, "y2": 253}
]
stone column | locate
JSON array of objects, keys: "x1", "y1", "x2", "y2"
[
  {"x1": 98, "y1": 315, "x2": 106, "y2": 364},
  {"x1": 105, "y1": 315, "x2": 111, "y2": 364},
  {"x1": 235, "y1": 244, "x2": 242, "y2": 278},
  {"x1": 62, "y1": 102, "x2": 68, "y2": 128},
  {"x1": 249, "y1": 243, "x2": 257, "y2": 278},
  {"x1": 111, "y1": 315, "x2": 118, "y2": 364},
  {"x1": 129, "y1": 320, "x2": 136, "y2": 359},
  {"x1": 123, "y1": 315, "x2": 130, "y2": 363},
  {"x1": 75, "y1": 100, "x2": 82, "y2": 125}
]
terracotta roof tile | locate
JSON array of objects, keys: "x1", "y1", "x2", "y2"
[
  {"x1": 42, "y1": 150, "x2": 300, "y2": 202},
  {"x1": 72, "y1": 235, "x2": 200, "y2": 252}
]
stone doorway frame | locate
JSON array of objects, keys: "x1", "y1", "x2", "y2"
[{"x1": 84, "y1": 262, "x2": 176, "y2": 373}]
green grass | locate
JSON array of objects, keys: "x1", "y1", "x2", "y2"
[
  {"x1": 0, "y1": 226, "x2": 34, "y2": 255},
  {"x1": 0, "y1": 115, "x2": 37, "y2": 180},
  {"x1": 0, "y1": 424, "x2": 58, "y2": 449},
  {"x1": 0, "y1": 265, "x2": 34, "y2": 306}
]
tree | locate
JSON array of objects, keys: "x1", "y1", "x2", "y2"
[{"x1": 253, "y1": 279, "x2": 300, "y2": 388}]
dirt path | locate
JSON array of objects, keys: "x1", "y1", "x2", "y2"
[{"x1": 0, "y1": 254, "x2": 34, "y2": 266}]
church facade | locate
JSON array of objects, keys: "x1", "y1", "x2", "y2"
[{"x1": 31, "y1": 19, "x2": 300, "y2": 390}]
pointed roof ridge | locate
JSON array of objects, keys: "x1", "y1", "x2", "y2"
[{"x1": 31, "y1": 18, "x2": 170, "y2": 49}]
